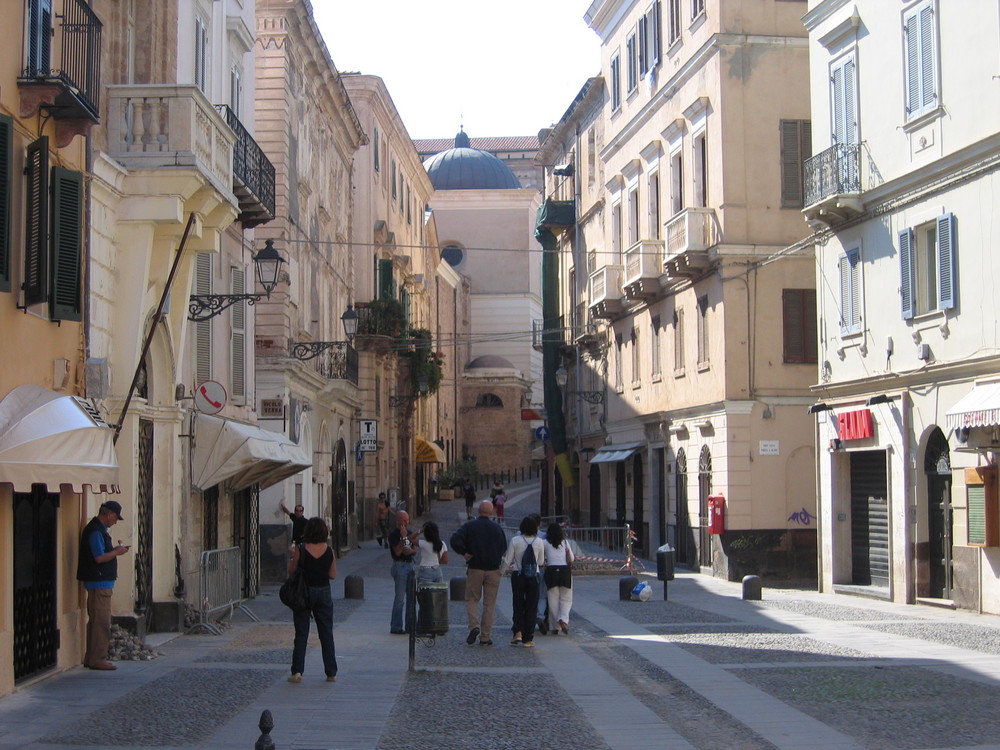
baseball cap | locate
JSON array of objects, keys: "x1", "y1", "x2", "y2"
[{"x1": 102, "y1": 500, "x2": 124, "y2": 520}]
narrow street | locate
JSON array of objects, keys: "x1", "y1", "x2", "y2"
[{"x1": 3, "y1": 488, "x2": 1000, "y2": 750}]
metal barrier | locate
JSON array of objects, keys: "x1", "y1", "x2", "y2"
[
  {"x1": 188, "y1": 546, "x2": 259, "y2": 635},
  {"x1": 562, "y1": 525, "x2": 646, "y2": 574}
]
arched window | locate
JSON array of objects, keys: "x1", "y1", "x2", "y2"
[
  {"x1": 476, "y1": 393, "x2": 503, "y2": 408},
  {"x1": 441, "y1": 243, "x2": 464, "y2": 268}
]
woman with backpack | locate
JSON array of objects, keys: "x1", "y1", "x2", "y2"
[
  {"x1": 502, "y1": 516, "x2": 545, "y2": 647},
  {"x1": 543, "y1": 522, "x2": 574, "y2": 634}
]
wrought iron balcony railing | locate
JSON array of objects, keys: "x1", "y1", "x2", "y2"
[
  {"x1": 18, "y1": 0, "x2": 102, "y2": 122},
  {"x1": 214, "y1": 105, "x2": 275, "y2": 228},
  {"x1": 803, "y1": 143, "x2": 860, "y2": 207},
  {"x1": 292, "y1": 342, "x2": 358, "y2": 385}
]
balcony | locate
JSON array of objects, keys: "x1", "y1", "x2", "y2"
[
  {"x1": 301, "y1": 342, "x2": 359, "y2": 386},
  {"x1": 353, "y1": 299, "x2": 408, "y2": 354},
  {"x1": 106, "y1": 85, "x2": 235, "y2": 197},
  {"x1": 572, "y1": 303, "x2": 599, "y2": 349},
  {"x1": 802, "y1": 143, "x2": 878, "y2": 228},
  {"x1": 622, "y1": 239, "x2": 666, "y2": 300},
  {"x1": 214, "y1": 105, "x2": 275, "y2": 228},
  {"x1": 18, "y1": 0, "x2": 102, "y2": 144},
  {"x1": 532, "y1": 319, "x2": 544, "y2": 351},
  {"x1": 664, "y1": 208, "x2": 717, "y2": 279},
  {"x1": 589, "y1": 264, "x2": 625, "y2": 320}
]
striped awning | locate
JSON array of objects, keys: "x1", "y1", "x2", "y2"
[{"x1": 946, "y1": 382, "x2": 1000, "y2": 430}]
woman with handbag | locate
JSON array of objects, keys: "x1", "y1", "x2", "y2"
[
  {"x1": 543, "y1": 522, "x2": 574, "y2": 634},
  {"x1": 287, "y1": 517, "x2": 338, "y2": 683}
]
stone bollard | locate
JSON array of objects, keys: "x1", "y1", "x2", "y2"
[
  {"x1": 742, "y1": 575, "x2": 762, "y2": 601},
  {"x1": 619, "y1": 575, "x2": 639, "y2": 601},
  {"x1": 255, "y1": 709, "x2": 274, "y2": 750},
  {"x1": 344, "y1": 574, "x2": 364, "y2": 600},
  {"x1": 450, "y1": 576, "x2": 466, "y2": 601}
]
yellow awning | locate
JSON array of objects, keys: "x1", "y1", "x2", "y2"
[{"x1": 415, "y1": 438, "x2": 445, "y2": 463}]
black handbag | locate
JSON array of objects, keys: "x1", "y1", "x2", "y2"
[{"x1": 279, "y1": 568, "x2": 311, "y2": 611}]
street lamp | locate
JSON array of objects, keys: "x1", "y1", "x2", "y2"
[
  {"x1": 290, "y1": 305, "x2": 360, "y2": 360},
  {"x1": 187, "y1": 239, "x2": 286, "y2": 321},
  {"x1": 555, "y1": 364, "x2": 604, "y2": 404}
]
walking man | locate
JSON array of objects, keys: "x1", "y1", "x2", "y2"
[
  {"x1": 77, "y1": 500, "x2": 130, "y2": 670},
  {"x1": 388, "y1": 510, "x2": 418, "y2": 634},
  {"x1": 450, "y1": 500, "x2": 507, "y2": 646}
]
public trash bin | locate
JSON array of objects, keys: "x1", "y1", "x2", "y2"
[
  {"x1": 656, "y1": 545, "x2": 675, "y2": 581},
  {"x1": 417, "y1": 582, "x2": 449, "y2": 636}
]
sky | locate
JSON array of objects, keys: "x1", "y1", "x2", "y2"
[{"x1": 312, "y1": 1, "x2": 602, "y2": 141}]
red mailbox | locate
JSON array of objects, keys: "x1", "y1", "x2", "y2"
[{"x1": 708, "y1": 495, "x2": 725, "y2": 534}]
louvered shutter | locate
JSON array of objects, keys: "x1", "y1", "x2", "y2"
[
  {"x1": 195, "y1": 253, "x2": 213, "y2": 384},
  {"x1": 780, "y1": 120, "x2": 811, "y2": 208},
  {"x1": 401, "y1": 288, "x2": 410, "y2": 327},
  {"x1": 919, "y1": 5, "x2": 935, "y2": 111},
  {"x1": 231, "y1": 267, "x2": 246, "y2": 401},
  {"x1": 378, "y1": 258, "x2": 394, "y2": 300},
  {"x1": 50, "y1": 167, "x2": 83, "y2": 321},
  {"x1": 839, "y1": 251, "x2": 861, "y2": 334},
  {"x1": 783, "y1": 290, "x2": 803, "y2": 362},
  {"x1": 898, "y1": 228, "x2": 915, "y2": 320},
  {"x1": 905, "y1": 10, "x2": 920, "y2": 116},
  {"x1": 0, "y1": 115, "x2": 11, "y2": 292},
  {"x1": 28, "y1": 0, "x2": 53, "y2": 76},
  {"x1": 652, "y1": 1, "x2": 662, "y2": 65},
  {"x1": 23, "y1": 137, "x2": 49, "y2": 307},
  {"x1": 937, "y1": 213, "x2": 955, "y2": 310}
]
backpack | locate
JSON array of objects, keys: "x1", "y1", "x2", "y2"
[{"x1": 520, "y1": 539, "x2": 538, "y2": 577}]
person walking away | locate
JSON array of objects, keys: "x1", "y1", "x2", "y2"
[
  {"x1": 287, "y1": 517, "x2": 338, "y2": 683},
  {"x1": 544, "y1": 522, "x2": 575, "y2": 634},
  {"x1": 388, "y1": 510, "x2": 419, "y2": 634},
  {"x1": 463, "y1": 479, "x2": 477, "y2": 520},
  {"x1": 450, "y1": 501, "x2": 507, "y2": 646},
  {"x1": 279, "y1": 501, "x2": 308, "y2": 546},
  {"x1": 490, "y1": 479, "x2": 504, "y2": 500},
  {"x1": 493, "y1": 491, "x2": 506, "y2": 522},
  {"x1": 502, "y1": 516, "x2": 544, "y2": 646},
  {"x1": 77, "y1": 501, "x2": 130, "y2": 670},
  {"x1": 417, "y1": 521, "x2": 449, "y2": 583},
  {"x1": 532, "y1": 513, "x2": 549, "y2": 635},
  {"x1": 375, "y1": 493, "x2": 390, "y2": 548}
]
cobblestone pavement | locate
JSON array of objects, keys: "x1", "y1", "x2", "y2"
[{"x1": 4, "y1": 485, "x2": 1000, "y2": 749}]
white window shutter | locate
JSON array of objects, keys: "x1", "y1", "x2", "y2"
[
  {"x1": 231, "y1": 267, "x2": 246, "y2": 401},
  {"x1": 937, "y1": 213, "x2": 956, "y2": 310},
  {"x1": 195, "y1": 252, "x2": 212, "y2": 384},
  {"x1": 898, "y1": 229, "x2": 915, "y2": 320}
]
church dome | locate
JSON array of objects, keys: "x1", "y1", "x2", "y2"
[
  {"x1": 466, "y1": 354, "x2": 516, "y2": 370},
  {"x1": 424, "y1": 131, "x2": 522, "y2": 190}
]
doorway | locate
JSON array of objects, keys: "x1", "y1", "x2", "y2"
[
  {"x1": 632, "y1": 453, "x2": 644, "y2": 556},
  {"x1": 925, "y1": 429, "x2": 952, "y2": 598},
  {"x1": 589, "y1": 463, "x2": 601, "y2": 527},
  {"x1": 12, "y1": 485, "x2": 59, "y2": 681},
  {"x1": 850, "y1": 450, "x2": 889, "y2": 587},
  {"x1": 698, "y1": 445, "x2": 712, "y2": 568}
]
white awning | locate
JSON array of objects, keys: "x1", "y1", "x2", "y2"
[
  {"x1": 0, "y1": 385, "x2": 119, "y2": 493},
  {"x1": 192, "y1": 414, "x2": 310, "y2": 491},
  {"x1": 946, "y1": 382, "x2": 1000, "y2": 430},
  {"x1": 589, "y1": 443, "x2": 643, "y2": 464}
]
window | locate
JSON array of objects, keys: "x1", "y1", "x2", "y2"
[
  {"x1": 782, "y1": 289, "x2": 817, "y2": 363},
  {"x1": 476, "y1": 393, "x2": 504, "y2": 408},
  {"x1": 27, "y1": 0, "x2": 53, "y2": 76},
  {"x1": 612, "y1": 200, "x2": 623, "y2": 262},
  {"x1": 780, "y1": 120, "x2": 812, "y2": 208},
  {"x1": 375, "y1": 375, "x2": 382, "y2": 417},
  {"x1": 831, "y1": 53, "x2": 858, "y2": 146},
  {"x1": 610, "y1": 52, "x2": 622, "y2": 111},
  {"x1": 230, "y1": 67, "x2": 242, "y2": 117},
  {"x1": 627, "y1": 185, "x2": 639, "y2": 245},
  {"x1": 904, "y1": 1, "x2": 938, "y2": 120},
  {"x1": 614, "y1": 334, "x2": 624, "y2": 390},
  {"x1": 587, "y1": 127, "x2": 597, "y2": 188},
  {"x1": 673, "y1": 308, "x2": 685, "y2": 373},
  {"x1": 691, "y1": 0, "x2": 705, "y2": 20},
  {"x1": 638, "y1": 3, "x2": 661, "y2": 75},
  {"x1": 631, "y1": 327, "x2": 640, "y2": 384},
  {"x1": 391, "y1": 159, "x2": 397, "y2": 199},
  {"x1": 838, "y1": 248, "x2": 862, "y2": 335},
  {"x1": 378, "y1": 258, "x2": 395, "y2": 300},
  {"x1": 626, "y1": 32, "x2": 638, "y2": 94},
  {"x1": 194, "y1": 15, "x2": 208, "y2": 92},
  {"x1": 670, "y1": 149, "x2": 684, "y2": 215},
  {"x1": 0, "y1": 116, "x2": 13, "y2": 292},
  {"x1": 442, "y1": 244, "x2": 464, "y2": 268},
  {"x1": 648, "y1": 171, "x2": 661, "y2": 239},
  {"x1": 899, "y1": 213, "x2": 955, "y2": 318},
  {"x1": 696, "y1": 295, "x2": 709, "y2": 366},
  {"x1": 651, "y1": 316, "x2": 662, "y2": 378},
  {"x1": 194, "y1": 253, "x2": 213, "y2": 383},
  {"x1": 667, "y1": 0, "x2": 682, "y2": 44},
  {"x1": 231, "y1": 267, "x2": 246, "y2": 401},
  {"x1": 693, "y1": 131, "x2": 708, "y2": 207},
  {"x1": 406, "y1": 185, "x2": 412, "y2": 224},
  {"x1": 373, "y1": 127, "x2": 380, "y2": 172}
]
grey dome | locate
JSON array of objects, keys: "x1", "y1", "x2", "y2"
[
  {"x1": 424, "y1": 131, "x2": 521, "y2": 191},
  {"x1": 466, "y1": 355, "x2": 516, "y2": 370}
]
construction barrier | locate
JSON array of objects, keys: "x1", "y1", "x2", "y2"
[{"x1": 188, "y1": 546, "x2": 259, "y2": 635}]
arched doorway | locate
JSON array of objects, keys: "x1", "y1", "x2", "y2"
[
  {"x1": 698, "y1": 445, "x2": 713, "y2": 568},
  {"x1": 632, "y1": 453, "x2": 644, "y2": 556},
  {"x1": 331, "y1": 439, "x2": 348, "y2": 554},
  {"x1": 589, "y1": 463, "x2": 601, "y2": 527},
  {"x1": 925, "y1": 428, "x2": 952, "y2": 599},
  {"x1": 675, "y1": 449, "x2": 694, "y2": 566}
]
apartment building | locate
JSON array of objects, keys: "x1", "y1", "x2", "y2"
[
  {"x1": 573, "y1": 0, "x2": 816, "y2": 579},
  {"x1": 803, "y1": 0, "x2": 1000, "y2": 611}
]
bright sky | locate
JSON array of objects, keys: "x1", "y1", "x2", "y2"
[{"x1": 312, "y1": 1, "x2": 601, "y2": 141}]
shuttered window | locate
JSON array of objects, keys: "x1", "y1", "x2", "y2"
[
  {"x1": 27, "y1": 0, "x2": 53, "y2": 76},
  {"x1": 378, "y1": 258, "x2": 395, "y2": 301},
  {"x1": 904, "y1": 1, "x2": 937, "y2": 120},
  {"x1": 638, "y1": 3, "x2": 660, "y2": 75},
  {"x1": 696, "y1": 295, "x2": 709, "y2": 366},
  {"x1": 831, "y1": 53, "x2": 857, "y2": 146},
  {"x1": 50, "y1": 167, "x2": 83, "y2": 321},
  {"x1": 195, "y1": 253, "x2": 213, "y2": 384},
  {"x1": 194, "y1": 15, "x2": 208, "y2": 93},
  {"x1": 780, "y1": 120, "x2": 812, "y2": 208},
  {"x1": 782, "y1": 289, "x2": 817, "y2": 363},
  {"x1": 839, "y1": 248, "x2": 862, "y2": 335},
  {"x1": 899, "y1": 213, "x2": 955, "y2": 319},
  {"x1": 626, "y1": 33, "x2": 638, "y2": 93},
  {"x1": 231, "y1": 267, "x2": 246, "y2": 402},
  {"x1": 610, "y1": 53, "x2": 621, "y2": 111},
  {"x1": 0, "y1": 115, "x2": 12, "y2": 292},
  {"x1": 673, "y1": 307, "x2": 685, "y2": 372},
  {"x1": 967, "y1": 467, "x2": 998, "y2": 547},
  {"x1": 23, "y1": 137, "x2": 49, "y2": 307}
]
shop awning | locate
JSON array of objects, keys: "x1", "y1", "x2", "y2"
[
  {"x1": 415, "y1": 438, "x2": 446, "y2": 463},
  {"x1": 589, "y1": 443, "x2": 643, "y2": 464},
  {"x1": 946, "y1": 382, "x2": 1000, "y2": 430},
  {"x1": 0, "y1": 385, "x2": 119, "y2": 493},
  {"x1": 192, "y1": 414, "x2": 310, "y2": 491}
]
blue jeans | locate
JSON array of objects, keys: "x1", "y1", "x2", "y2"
[
  {"x1": 391, "y1": 561, "x2": 415, "y2": 632},
  {"x1": 417, "y1": 566, "x2": 443, "y2": 584},
  {"x1": 292, "y1": 584, "x2": 337, "y2": 678}
]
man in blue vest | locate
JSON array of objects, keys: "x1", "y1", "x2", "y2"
[{"x1": 76, "y1": 500, "x2": 130, "y2": 670}]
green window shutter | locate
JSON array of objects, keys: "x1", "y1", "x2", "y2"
[
  {"x1": 969, "y1": 484, "x2": 987, "y2": 546},
  {"x1": 0, "y1": 115, "x2": 12, "y2": 291},
  {"x1": 378, "y1": 258, "x2": 394, "y2": 300},
  {"x1": 23, "y1": 137, "x2": 49, "y2": 307},
  {"x1": 50, "y1": 167, "x2": 83, "y2": 321},
  {"x1": 401, "y1": 289, "x2": 410, "y2": 327}
]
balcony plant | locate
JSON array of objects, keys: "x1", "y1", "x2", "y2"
[
  {"x1": 355, "y1": 299, "x2": 407, "y2": 338},
  {"x1": 406, "y1": 328, "x2": 444, "y2": 396}
]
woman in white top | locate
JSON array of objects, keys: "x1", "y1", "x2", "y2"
[
  {"x1": 543, "y1": 522, "x2": 574, "y2": 634},
  {"x1": 416, "y1": 521, "x2": 449, "y2": 583},
  {"x1": 502, "y1": 515, "x2": 546, "y2": 646}
]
